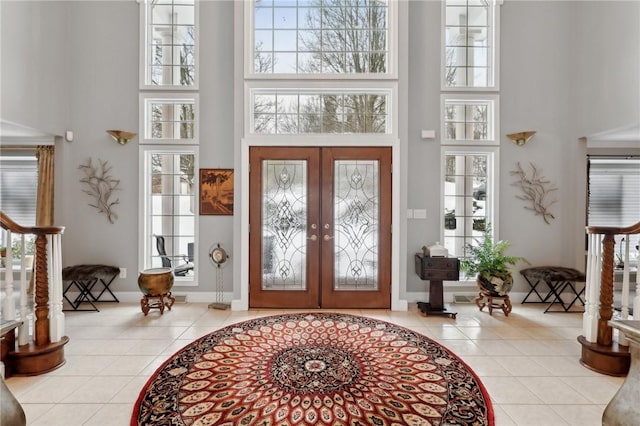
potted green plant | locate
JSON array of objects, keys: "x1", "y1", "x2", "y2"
[{"x1": 460, "y1": 225, "x2": 529, "y2": 296}]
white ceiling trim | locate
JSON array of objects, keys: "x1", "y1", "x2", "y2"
[
  {"x1": 582, "y1": 123, "x2": 640, "y2": 149},
  {"x1": 0, "y1": 119, "x2": 57, "y2": 146}
]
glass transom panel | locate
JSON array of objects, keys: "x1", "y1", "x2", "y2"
[
  {"x1": 262, "y1": 159, "x2": 308, "y2": 290},
  {"x1": 333, "y1": 159, "x2": 379, "y2": 291},
  {"x1": 253, "y1": 91, "x2": 389, "y2": 134}
]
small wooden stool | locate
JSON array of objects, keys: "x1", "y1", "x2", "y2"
[
  {"x1": 475, "y1": 290, "x2": 512, "y2": 316},
  {"x1": 140, "y1": 292, "x2": 175, "y2": 316}
]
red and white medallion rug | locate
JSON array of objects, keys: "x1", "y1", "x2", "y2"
[{"x1": 131, "y1": 313, "x2": 494, "y2": 425}]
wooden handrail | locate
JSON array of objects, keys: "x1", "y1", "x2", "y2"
[
  {"x1": 587, "y1": 221, "x2": 640, "y2": 236},
  {"x1": 0, "y1": 211, "x2": 64, "y2": 236}
]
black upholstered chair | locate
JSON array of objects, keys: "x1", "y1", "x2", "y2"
[{"x1": 154, "y1": 235, "x2": 194, "y2": 277}]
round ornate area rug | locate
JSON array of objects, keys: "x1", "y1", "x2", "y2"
[{"x1": 132, "y1": 313, "x2": 494, "y2": 425}]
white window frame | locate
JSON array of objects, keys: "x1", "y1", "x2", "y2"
[
  {"x1": 139, "y1": 0, "x2": 200, "y2": 90},
  {"x1": 440, "y1": 0, "x2": 501, "y2": 91},
  {"x1": 245, "y1": 81, "x2": 397, "y2": 140},
  {"x1": 138, "y1": 145, "x2": 199, "y2": 286},
  {"x1": 440, "y1": 145, "x2": 500, "y2": 280},
  {"x1": 440, "y1": 94, "x2": 499, "y2": 146},
  {"x1": 139, "y1": 93, "x2": 199, "y2": 145},
  {"x1": 244, "y1": 0, "x2": 398, "y2": 80}
]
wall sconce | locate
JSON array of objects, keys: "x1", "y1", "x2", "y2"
[
  {"x1": 106, "y1": 130, "x2": 137, "y2": 145},
  {"x1": 507, "y1": 131, "x2": 536, "y2": 146}
]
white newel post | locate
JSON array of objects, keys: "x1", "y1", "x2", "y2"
[
  {"x1": 18, "y1": 235, "x2": 30, "y2": 346},
  {"x1": 3, "y1": 230, "x2": 15, "y2": 321},
  {"x1": 583, "y1": 233, "x2": 601, "y2": 343},
  {"x1": 634, "y1": 266, "x2": 640, "y2": 324},
  {"x1": 48, "y1": 234, "x2": 65, "y2": 343},
  {"x1": 617, "y1": 238, "x2": 631, "y2": 346}
]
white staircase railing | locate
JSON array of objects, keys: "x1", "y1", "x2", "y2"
[
  {"x1": 1, "y1": 211, "x2": 67, "y2": 376},
  {"x1": 579, "y1": 221, "x2": 640, "y2": 376}
]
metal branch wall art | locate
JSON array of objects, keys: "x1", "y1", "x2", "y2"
[
  {"x1": 510, "y1": 162, "x2": 558, "y2": 224},
  {"x1": 79, "y1": 158, "x2": 121, "y2": 224}
]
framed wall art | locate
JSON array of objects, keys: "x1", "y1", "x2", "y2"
[{"x1": 200, "y1": 169, "x2": 234, "y2": 215}]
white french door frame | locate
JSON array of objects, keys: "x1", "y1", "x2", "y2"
[{"x1": 233, "y1": 136, "x2": 406, "y2": 311}]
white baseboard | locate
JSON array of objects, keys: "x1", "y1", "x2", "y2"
[
  {"x1": 67, "y1": 290, "x2": 578, "y2": 310},
  {"x1": 406, "y1": 291, "x2": 533, "y2": 305},
  {"x1": 65, "y1": 291, "x2": 235, "y2": 304}
]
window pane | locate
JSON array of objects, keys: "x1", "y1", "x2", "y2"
[
  {"x1": 147, "y1": 151, "x2": 195, "y2": 278},
  {"x1": 443, "y1": 153, "x2": 491, "y2": 275},
  {"x1": 146, "y1": 100, "x2": 196, "y2": 140},
  {"x1": 146, "y1": 0, "x2": 196, "y2": 86},
  {"x1": 255, "y1": 30, "x2": 273, "y2": 50},
  {"x1": 273, "y1": 30, "x2": 297, "y2": 51},
  {"x1": 443, "y1": 99, "x2": 492, "y2": 141},
  {"x1": 444, "y1": 0, "x2": 494, "y2": 88},
  {"x1": 274, "y1": 7, "x2": 297, "y2": 29},
  {"x1": 253, "y1": 91, "x2": 390, "y2": 134},
  {"x1": 253, "y1": 0, "x2": 389, "y2": 74}
]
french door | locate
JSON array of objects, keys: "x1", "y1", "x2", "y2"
[{"x1": 249, "y1": 146, "x2": 391, "y2": 309}]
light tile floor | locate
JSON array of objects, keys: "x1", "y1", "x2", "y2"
[{"x1": 4, "y1": 302, "x2": 625, "y2": 425}]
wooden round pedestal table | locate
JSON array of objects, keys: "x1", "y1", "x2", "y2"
[{"x1": 138, "y1": 268, "x2": 175, "y2": 316}]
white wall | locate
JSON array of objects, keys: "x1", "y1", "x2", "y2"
[
  {"x1": 405, "y1": 0, "x2": 640, "y2": 296},
  {"x1": 1, "y1": 1, "x2": 70, "y2": 135},
  {"x1": 2, "y1": 1, "x2": 638, "y2": 301}
]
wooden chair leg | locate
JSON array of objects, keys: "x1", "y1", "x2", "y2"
[{"x1": 475, "y1": 293, "x2": 487, "y2": 311}]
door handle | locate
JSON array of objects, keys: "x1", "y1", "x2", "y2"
[
  {"x1": 324, "y1": 235, "x2": 334, "y2": 241},
  {"x1": 307, "y1": 235, "x2": 317, "y2": 241}
]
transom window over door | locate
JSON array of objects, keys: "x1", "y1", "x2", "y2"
[{"x1": 251, "y1": 90, "x2": 391, "y2": 134}]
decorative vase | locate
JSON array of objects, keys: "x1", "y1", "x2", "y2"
[
  {"x1": 138, "y1": 268, "x2": 174, "y2": 296},
  {"x1": 477, "y1": 271, "x2": 513, "y2": 297},
  {"x1": 1, "y1": 375, "x2": 26, "y2": 426},
  {"x1": 138, "y1": 268, "x2": 175, "y2": 315}
]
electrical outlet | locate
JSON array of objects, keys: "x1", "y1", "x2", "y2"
[{"x1": 119, "y1": 268, "x2": 126, "y2": 279}]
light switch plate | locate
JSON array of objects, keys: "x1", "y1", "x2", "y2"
[{"x1": 413, "y1": 209, "x2": 427, "y2": 219}]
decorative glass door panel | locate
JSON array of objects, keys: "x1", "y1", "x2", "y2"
[
  {"x1": 250, "y1": 147, "x2": 390, "y2": 309},
  {"x1": 261, "y1": 160, "x2": 307, "y2": 291},
  {"x1": 333, "y1": 160, "x2": 379, "y2": 291}
]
